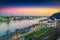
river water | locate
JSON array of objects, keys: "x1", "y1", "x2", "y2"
[{"x1": 0, "y1": 17, "x2": 47, "y2": 36}]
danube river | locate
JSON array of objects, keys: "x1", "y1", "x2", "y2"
[{"x1": 0, "y1": 17, "x2": 47, "y2": 36}]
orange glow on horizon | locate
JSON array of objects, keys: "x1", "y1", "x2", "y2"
[{"x1": 1, "y1": 7, "x2": 60, "y2": 16}]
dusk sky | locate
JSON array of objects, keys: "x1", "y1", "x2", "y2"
[{"x1": 0, "y1": 0, "x2": 60, "y2": 16}]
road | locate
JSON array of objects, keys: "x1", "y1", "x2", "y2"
[{"x1": 12, "y1": 24, "x2": 41, "y2": 40}]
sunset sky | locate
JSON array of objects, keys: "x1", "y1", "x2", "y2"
[{"x1": 0, "y1": 0, "x2": 60, "y2": 16}]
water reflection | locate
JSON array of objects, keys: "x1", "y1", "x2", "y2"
[
  {"x1": 0, "y1": 19, "x2": 38, "y2": 36},
  {"x1": 0, "y1": 17, "x2": 47, "y2": 36},
  {"x1": 0, "y1": 21, "x2": 9, "y2": 36}
]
